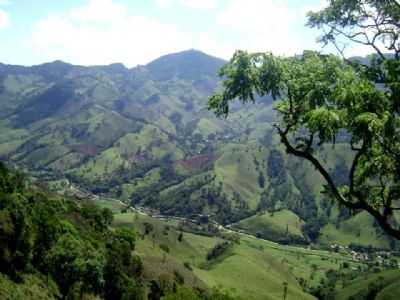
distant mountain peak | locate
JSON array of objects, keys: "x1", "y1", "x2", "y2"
[
  {"x1": 36, "y1": 60, "x2": 72, "y2": 67},
  {"x1": 145, "y1": 49, "x2": 226, "y2": 81},
  {"x1": 150, "y1": 49, "x2": 223, "y2": 61}
]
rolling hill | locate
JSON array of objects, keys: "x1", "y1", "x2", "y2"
[{"x1": 0, "y1": 49, "x2": 396, "y2": 249}]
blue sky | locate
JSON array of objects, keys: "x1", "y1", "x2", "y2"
[{"x1": 0, "y1": 0, "x2": 372, "y2": 67}]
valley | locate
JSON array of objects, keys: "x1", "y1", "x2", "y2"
[
  {"x1": 0, "y1": 49, "x2": 399, "y2": 299},
  {"x1": 1, "y1": 0, "x2": 400, "y2": 299},
  {"x1": 111, "y1": 207, "x2": 400, "y2": 300},
  {"x1": 0, "y1": 50, "x2": 395, "y2": 251}
]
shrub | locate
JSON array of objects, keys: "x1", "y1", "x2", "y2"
[
  {"x1": 183, "y1": 262, "x2": 192, "y2": 271},
  {"x1": 160, "y1": 244, "x2": 170, "y2": 253},
  {"x1": 206, "y1": 242, "x2": 231, "y2": 261}
]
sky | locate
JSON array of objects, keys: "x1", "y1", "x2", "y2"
[{"x1": 0, "y1": 0, "x2": 373, "y2": 67}]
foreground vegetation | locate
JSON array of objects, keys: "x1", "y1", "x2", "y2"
[
  {"x1": 0, "y1": 163, "x2": 244, "y2": 300},
  {"x1": 112, "y1": 207, "x2": 400, "y2": 300},
  {"x1": 0, "y1": 162, "x2": 142, "y2": 299},
  {"x1": 209, "y1": 0, "x2": 400, "y2": 240},
  {"x1": 1, "y1": 161, "x2": 399, "y2": 299}
]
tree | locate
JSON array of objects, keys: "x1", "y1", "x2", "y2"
[
  {"x1": 209, "y1": 1, "x2": 400, "y2": 239},
  {"x1": 178, "y1": 232, "x2": 183, "y2": 242},
  {"x1": 104, "y1": 228, "x2": 142, "y2": 300},
  {"x1": 282, "y1": 282, "x2": 288, "y2": 300},
  {"x1": 45, "y1": 233, "x2": 106, "y2": 296}
]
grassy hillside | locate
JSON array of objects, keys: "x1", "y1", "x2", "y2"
[
  {"x1": 0, "y1": 163, "x2": 248, "y2": 300},
  {"x1": 376, "y1": 281, "x2": 400, "y2": 300},
  {"x1": 114, "y1": 212, "x2": 313, "y2": 300},
  {"x1": 233, "y1": 209, "x2": 306, "y2": 243},
  {"x1": 112, "y1": 210, "x2": 393, "y2": 300},
  {"x1": 335, "y1": 270, "x2": 400, "y2": 300},
  {"x1": 0, "y1": 50, "x2": 395, "y2": 251},
  {"x1": 0, "y1": 274, "x2": 60, "y2": 300},
  {"x1": 318, "y1": 212, "x2": 392, "y2": 249}
]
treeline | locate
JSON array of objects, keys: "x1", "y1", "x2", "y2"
[{"x1": 0, "y1": 162, "x2": 142, "y2": 299}]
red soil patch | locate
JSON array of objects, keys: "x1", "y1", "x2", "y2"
[
  {"x1": 177, "y1": 154, "x2": 214, "y2": 171},
  {"x1": 69, "y1": 144, "x2": 100, "y2": 156}
]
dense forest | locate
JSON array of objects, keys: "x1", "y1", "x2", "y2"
[{"x1": 0, "y1": 162, "x2": 241, "y2": 300}]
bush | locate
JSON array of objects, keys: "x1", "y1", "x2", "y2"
[
  {"x1": 160, "y1": 244, "x2": 170, "y2": 253},
  {"x1": 183, "y1": 262, "x2": 192, "y2": 271},
  {"x1": 206, "y1": 242, "x2": 231, "y2": 261},
  {"x1": 0, "y1": 163, "x2": 144, "y2": 299}
]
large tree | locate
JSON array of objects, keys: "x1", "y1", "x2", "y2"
[{"x1": 208, "y1": 0, "x2": 400, "y2": 239}]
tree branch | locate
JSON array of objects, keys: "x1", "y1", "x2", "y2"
[
  {"x1": 276, "y1": 125, "x2": 400, "y2": 239},
  {"x1": 276, "y1": 125, "x2": 361, "y2": 210},
  {"x1": 349, "y1": 140, "x2": 367, "y2": 195}
]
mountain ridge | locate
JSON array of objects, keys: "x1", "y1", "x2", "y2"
[{"x1": 0, "y1": 49, "x2": 396, "y2": 249}]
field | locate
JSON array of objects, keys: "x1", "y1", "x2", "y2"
[
  {"x1": 0, "y1": 274, "x2": 59, "y2": 300},
  {"x1": 112, "y1": 211, "x2": 377, "y2": 300},
  {"x1": 94, "y1": 197, "x2": 127, "y2": 212},
  {"x1": 336, "y1": 269, "x2": 400, "y2": 300},
  {"x1": 318, "y1": 212, "x2": 392, "y2": 249},
  {"x1": 233, "y1": 209, "x2": 305, "y2": 242}
]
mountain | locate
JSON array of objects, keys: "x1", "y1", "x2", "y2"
[
  {"x1": 0, "y1": 49, "x2": 396, "y2": 249},
  {"x1": 146, "y1": 49, "x2": 225, "y2": 81}
]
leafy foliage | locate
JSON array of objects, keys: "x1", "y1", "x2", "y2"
[
  {"x1": 0, "y1": 162, "x2": 143, "y2": 299},
  {"x1": 209, "y1": 1, "x2": 400, "y2": 239}
]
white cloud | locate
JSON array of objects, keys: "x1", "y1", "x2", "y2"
[
  {"x1": 195, "y1": 33, "x2": 234, "y2": 59},
  {"x1": 300, "y1": 0, "x2": 328, "y2": 19},
  {"x1": 25, "y1": 0, "x2": 330, "y2": 66},
  {"x1": 70, "y1": 0, "x2": 127, "y2": 23},
  {"x1": 0, "y1": 9, "x2": 9, "y2": 30},
  {"x1": 156, "y1": 0, "x2": 171, "y2": 9},
  {"x1": 180, "y1": 0, "x2": 217, "y2": 9},
  {"x1": 0, "y1": 0, "x2": 10, "y2": 5},
  {"x1": 27, "y1": 0, "x2": 194, "y2": 66},
  {"x1": 217, "y1": 0, "x2": 303, "y2": 56}
]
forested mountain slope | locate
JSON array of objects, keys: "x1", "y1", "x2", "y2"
[{"x1": 0, "y1": 50, "x2": 395, "y2": 248}]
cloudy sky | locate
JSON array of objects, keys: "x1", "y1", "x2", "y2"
[{"x1": 0, "y1": 0, "x2": 372, "y2": 67}]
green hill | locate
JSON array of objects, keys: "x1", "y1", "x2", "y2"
[
  {"x1": 0, "y1": 162, "x2": 398, "y2": 300},
  {"x1": 112, "y1": 209, "x2": 399, "y2": 300},
  {"x1": 335, "y1": 270, "x2": 400, "y2": 300},
  {"x1": 0, "y1": 50, "x2": 395, "y2": 249},
  {"x1": 233, "y1": 209, "x2": 306, "y2": 243}
]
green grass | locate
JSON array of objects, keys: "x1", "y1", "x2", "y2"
[
  {"x1": 194, "y1": 237, "x2": 314, "y2": 300},
  {"x1": 0, "y1": 273, "x2": 60, "y2": 300},
  {"x1": 0, "y1": 127, "x2": 29, "y2": 144},
  {"x1": 95, "y1": 198, "x2": 127, "y2": 213},
  {"x1": 193, "y1": 118, "x2": 221, "y2": 137},
  {"x1": 234, "y1": 209, "x2": 305, "y2": 241},
  {"x1": 158, "y1": 116, "x2": 177, "y2": 135},
  {"x1": 121, "y1": 168, "x2": 161, "y2": 200},
  {"x1": 22, "y1": 145, "x2": 71, "y2": 168},
  {"x1": 48, "y1": 152, "x2": 86, "y2": 171},
  {"x1": 112, "y1": 212, "x2": 371, "y2": 300},
  {"x1": 114, "y1": 213, "x2": 222, "y2": 266},
  {"x1": 376, "y1": 280, "x2": 400, "y2": 300},
  {"x1": 73, "y1": 124, "x2": 184, "y2": 182},
  {"x1": 318, "y1": 212, "x2": 391, "y2": 249},
  {"x1": 0, "y1": 140, "x2": 25, "y2": 156},
  {"x1": 214, "y1": 143, "x2": 268, "y2": 210},
  {"x1": 336, "y1": 269, "x2": 400, "y2": 300}
]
